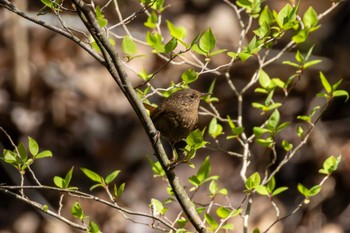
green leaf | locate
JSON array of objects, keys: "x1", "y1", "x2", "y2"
[
  {"x1": 3, "y1": 149, "x2": 19, "y2": 165},
  {"x1": 40, "y1": 0, "x2": 61, "y2": 9},
  {"x1": 297, "y1": 183, "x2": 309, "y2": 197},
  {"x1": 333, "y1": 90, "x2": 349, "y2": 101},
  {"x1": 292, "y1": 29, "x2": 308, "y2": 44},
  {"x1": 304, "y1": 60, "x2": 321, "y2": 69},
  {"x1": 303, "y1": 7, "x2": 318, "y2": 29},
  {"x1": 238, "y1": 52, "x2": 252, "y2": 62},
  {"x1": 150, "y1": 198, "x2": 167, "y2": 215},
  {"x1": 319, "y1": 72, "x2": 331, "y2": 94},
  {"x1": 256, "y1": 137, "x2": 274, "y2": 147},
  {"x1": 197, "y1": 156, "x2": 211, "y2": 182},
  {"x1": 283, "y1": 60, "x2": 300, "y2": 68},
  {"x1": 81, "y1": 168, "x2": 103, "y2": 183},
  {"x1": 144, "y1": 11, "x2": 157, "y2": 29},
  {"x1": 116, "y1": 183, "x2": 125, "y2": 198},
  {"x1": 227, "y1": 51, "x2": 237, "y2": 59},
  {"x1": 146, "y1": 31, "x2": 164, "y2": 52},
  {"x1": 319, "y1": 155, "x2": 341, "y2": 175},
  {"x1": 309, "y1": 185, "x2": 321, "y2": 196},
  {"x1": 267, "y1": 110, "x2": 280, "y2": 130},
  {"x1": 259, "y1": 5, "x2": 274, "y2": 26},
  {"x1": 272, "y1": 187, "x2": 288, "y2": 196},
  {"x1": 105, "y1": 170, "x2": 120, "y2": 184},
  {"x1": 282, "y1": 140, "x2": 293, "y2": 151},
  {"x1": 276, "y1": 121, "x2": 290, "y2": 134},
  {"x1": 297, "y1": 125, "x2": 304, "y2": 138},
  {"x1": 166, "y1": 20, "x2": 187, "y2": 41},
  {"x1": 28, "y1": 137, "x2": 39, "y2": 156},
  {"x1": 205, "y1": 213, "x2": 218, "y2": 229},
  {"x1": 53, "y1": 176, "x2": 65, "y2": 188},
  {"x1": 71, "y1": 202, "x2": 85, "y2": 220},
  {"x1": 218, "y1": 188, "x2": 228, "y2": 195},
  {"x1": 255, "y1": 185, "x2": 269, "y2": 195},
  {"x1": 199, "y1": 28, "x2": 216, "y2": 53},
  {"x1": 245, "y1": 172, "x2": 261, "y2": 190},
  {"x1": 266, "y1": 102, "x2": 282, "y2": 112},
  {"x1": 186, "y1": 129, "x2": 207, "y2": 149},
  {"x1": 164, "y1": 37, "x2": 178, "y2": 53},
  {"x1": 254, "y1": 22, "x2": 270, "y2": 38},
  {"x1": 253, "y1": 127, "x2": 271, "y2": 138},
  {"x1": 95, "y1": 6, "x2": 108, "y2": 28},
  {"x1": 149, "y1": 159, "x2": 165, "y2": 177},
  {"x1": 209, "y1": 180, "x2": 218, "y2": 195},
  {"x1": 151, "y1": 0, "x2": 165, "y2": 11},
  {"x1": 295, "y1": 50, "x2": 304, "y2": 63},
  {"x1": 216, "y1": 206, "x2": 231, "y2": 219},
  {"x1": 122, "y1": 35, "x2": 137, "y2": 56},
  {"x1": 177, "y1": 217, "x2": 188, "y2": 228},
  {"x1": 267, "y1": 176, "x2": 275, "y2": 192},
  {"x1": 181, "y1": 68, "x2": 198, "y2": 84},
  {"x1": 88, "y1": 220, "x2": 100, "y2": 233},
  {"x1": 208, "y1": 117, "x2": 223, "y2": 139},
  {"x1": 35, "y1": 150, "x2": 53, "y2": 159},
  {"x1": 332, "y1": 79, "x2": 343, "y2": 90},
  {"x1": 17, "y1": 142, "x2": 28, "y2": 162},
  {"x1": 64, "y1": 167, "x2": 74, "y2": 188},
  {"x1": 259, "y1": 70, "x2": 271, "y2": 89}
]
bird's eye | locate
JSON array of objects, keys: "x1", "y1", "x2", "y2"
[{"x1": 190, "y1": 94, "x2": 196, "y2": 99}]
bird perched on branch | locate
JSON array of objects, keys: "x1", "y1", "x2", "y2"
[{"x1": 144, "y1": 88, "x2": 208, "y2": 161}]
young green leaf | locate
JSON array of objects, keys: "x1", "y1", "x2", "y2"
[
  {"x1": 95, "y1": 6, "x2": 108, "y2": 28},
  {"x1": 150, "y1": 198, "x2": 167, "y2": 215},
  {"x1": 197, "y1": 156, "x2": 211, "y2": 182},
  {"x1": 17, "y1": 142, "x2": 28, "y2": 162},
  {"x1": 88, "y1": 220, "x2": 100, "y2": 233},
  {"x1": 71, "y1": 202, "x2": 85, "y2": 220},
  {"x1": 35, "y1": 150, "x2": 53, "y2": 159},
  {"x1": 164, "y1": 37, "x2": 178, "y2": 53},
  {"x1": 146, "y1": 31, "x2": 164, "y2": 52},
  {"x1": 303, "y1": 7, "x2": 319, "y2": 30},
  {"x1": 64, "y1": 166, "x2": 74, "y2": 188},
  {"x1": 144, "y1": 11, "x2": 157, "y2": 29},
  {"x1": 28, "y1": 137, "x2": 39, "y2": 156},
  {"x1": 105, "y1": 170, "x2": 121, "y2": 184},
  {"x1": 333, "y1": 90, "x2": 349, "y2": 101},
  {"x1": 267, "y1": 110, "x2": 280, "y2": 130},
  {"x1": 205, "y1": 213, "x2": 218, "y2": 229},
  {"x1": 209, "y1": 180, "x2": 218, "y2": 195},
  {"x1": 53, "y1": 176, "x2": 65, "y2": 189},
  {"x1": 245, "y1": 172, "x2": 261, "y2": 190},
  {"x1": 208, "y1": 117, "x2": 223, "y2": 139},
  {"x1": 199, "y1": 28, "x2": 216, "y2": 54},
  {"x1": 122, "y1": 35, "x2": 137, "y2": 56},
  {"x1": 181, "y1": 68, "x2": 198, "y2": 84},
  {"x1": 319, "y1": 155, "x2": 341, "y2": 175},
  {"x1": 81, "y1": 168, "x2": 103, "y2": 183},
  {"x1": 166, "y1": 20, "x2": 187, "y2": 42},
  {"x1": 319, "y1": 72, "x2": 332, "y2": 94}
]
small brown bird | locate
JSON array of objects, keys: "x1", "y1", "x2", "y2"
[{"x1": 145, "y1": 88, "x2": 207, "y2": 160}]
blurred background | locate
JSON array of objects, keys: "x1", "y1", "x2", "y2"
[{"x1": 0, "y1": 0, "x2": 350, "y2": 232}]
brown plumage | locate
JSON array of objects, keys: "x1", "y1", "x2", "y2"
[{"x1": 145, "y1": 89, "x2": 206, "y2": 159}]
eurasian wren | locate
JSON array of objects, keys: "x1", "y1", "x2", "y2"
[{"x1": 146, "y1": 89, "x2": 206, "y2": 156}]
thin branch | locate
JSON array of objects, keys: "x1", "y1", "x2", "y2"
[
  {"x1": 69, "y1": 1, "x2": 206, "y2": 231},
  {"x1": 0, "y1": 0, "x2": 104, "y2": 65},
  {"x1": 0, "y1": 184, "x2": 176, "y2": 230},
  {"x1": 0, "y1": 187, "x2": 87, "y2": 231}
]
